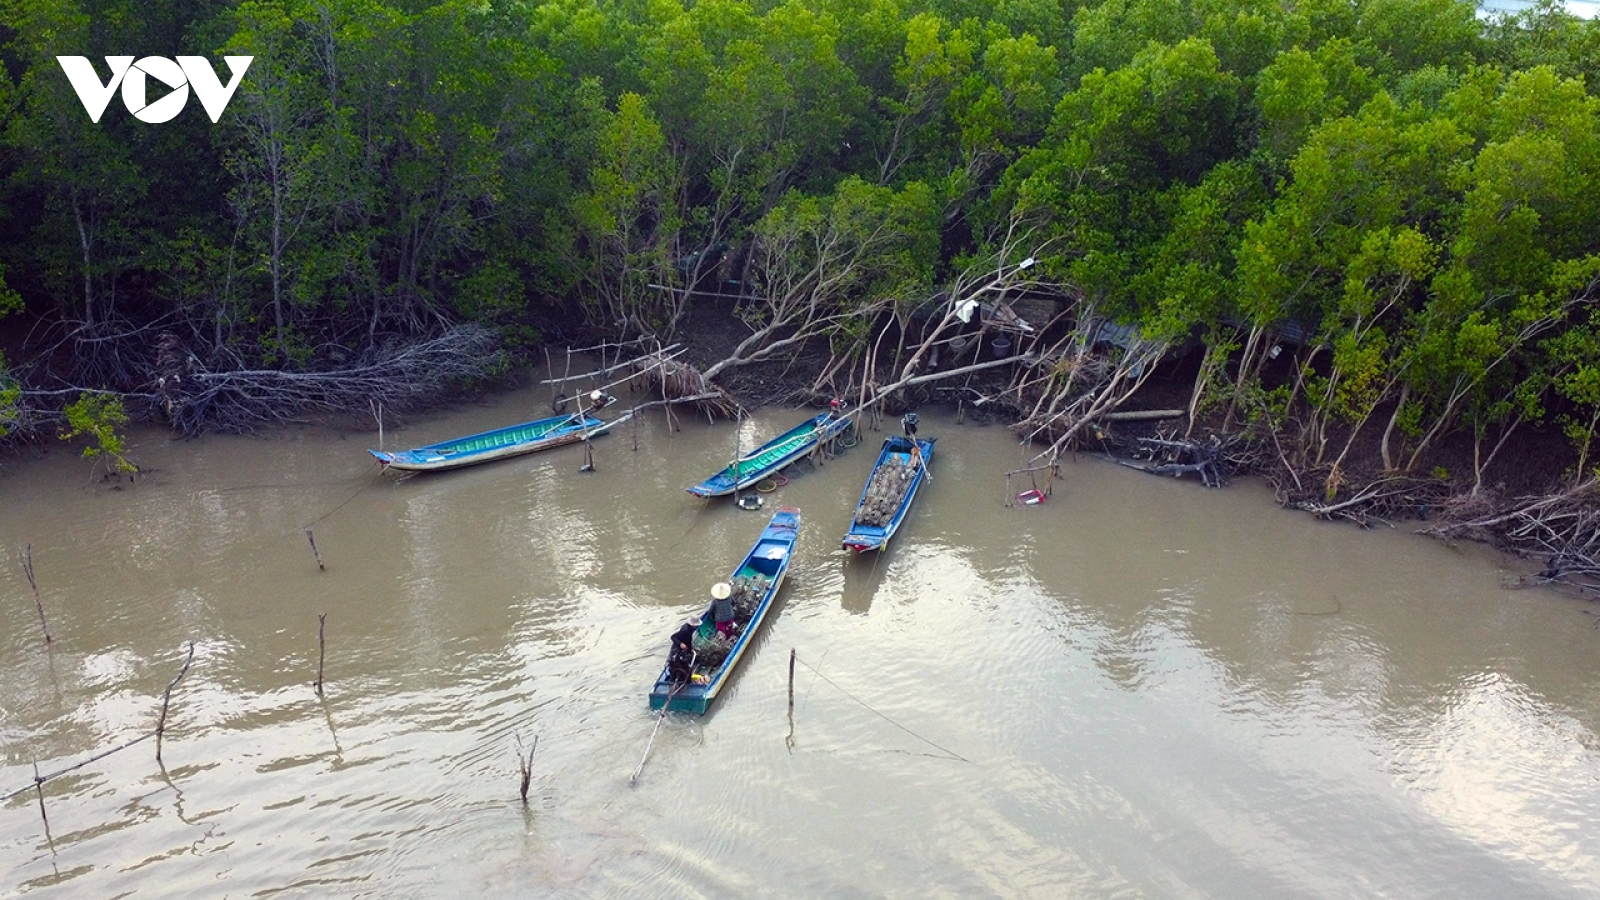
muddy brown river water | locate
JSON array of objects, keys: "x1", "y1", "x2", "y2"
[{"x1": 2, "y1": 384, "x2": 1599, "y2": 898}]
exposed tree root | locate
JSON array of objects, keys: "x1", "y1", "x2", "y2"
[{"x1": 1423, "y1": 479, "x2": 1600, "y2": 595}]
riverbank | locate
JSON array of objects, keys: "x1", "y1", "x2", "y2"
[
  {"x1": 649, "y1": 299, "x2": 1600, "y2": 598},
  {"x1": 4, "y1": 293, "x2": 1595, "y2": 599}
]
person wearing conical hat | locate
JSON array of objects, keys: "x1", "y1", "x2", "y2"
[{"x1": 711, "y1": 581, "x2": 735, "y2": 634}]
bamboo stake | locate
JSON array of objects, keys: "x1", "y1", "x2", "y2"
[
  {"x1": 544, "y1": 346, "x2": 555, "y2": 410},
  {"x1": 155, "y1": 642, "x2": 196, "y2": 764},
  {"x1": 19, "y1": 544, "x2": 53, "y2": 645},
  {"x1": 2, "y1": 642, "x2": 199, "y2": 801},
  {"x1": 516, "y1": 734, "x2": 538, "y2": 805},
  {"x1": 538, "y1": 346, "x2": 686, "y2": 386},
  {"x1": 32, "y1": 760, "x2": 52, "y2": 848},
  {"x1": 2, "y1": 734, "x2": 150, "y2": 802},
  {"x1": 305, "y1": 529, "x2": 325, "y2": 571},
  {"x1": 314, "y1": 613, "x2": 327, "y2": 698},
  {"x1": 731, "y1": 409, "x2": 744, "y2": 506},
  {"x1": 786, "y1": 648, "x2": 797, "y2": 752}
]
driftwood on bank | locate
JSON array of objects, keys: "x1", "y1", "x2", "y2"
[
  {"x1": 1117, "y1": 436, "x2": 1230, "y2": 489},
  {"x1": 158, "y1": 325, "x2": 504, "y2": 436},
  {"x1": 1423, "y1": 478, "x2": 1600, "y2": 594}
]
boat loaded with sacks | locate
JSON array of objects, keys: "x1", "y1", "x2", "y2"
[
  {"x1": 649, "y1": 507, "x2": 801, "y2": 714},
  {"x1": 841, "y1": 413, "x2": 934, "y2": 553}
]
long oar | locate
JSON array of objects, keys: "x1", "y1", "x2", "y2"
[{"x1": 631, "y1": 666, "x2": 692, "y2": 786}]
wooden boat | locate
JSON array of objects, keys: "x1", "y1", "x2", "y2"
[
  {"x1": 686, "y1": 412, "x2": 853, "y2": 498},
  {"x1": 841, "y1": 435, "x2": 935, "y2": 553},
  {"x1": 368, "y1": 410, "x2": 617, "y2": 473},
  {"x1": 649, "y1": 507, "x2": 801, "y2": 714}
]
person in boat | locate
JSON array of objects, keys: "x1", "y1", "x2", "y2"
[
  {"x1": 589, "y1": 390, "x2": 612, "y2": 412},
  {"x1": 827, "y1": 397, "x2": 844, "y2": 420},
  {"x1": 901, "y1": 411, "x2": 924, "y2": 469},
  {"x1": 711, "y1": 581, "x2": 738, "y2": 637},
  {"x1": 667, "y1": 619, "x2": 698, "y2": 684}
]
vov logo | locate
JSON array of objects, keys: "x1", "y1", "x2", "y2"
[{"x1": 56, "y1": 56, "x2": 253, "y2": 124}]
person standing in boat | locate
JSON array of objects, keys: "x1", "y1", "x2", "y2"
[
  {"x1": 827, "y1": 397, "x2": 844, "y2": 420},
  {"x1": 711, "y1": 581, "x2": 738, "y2": 637}
]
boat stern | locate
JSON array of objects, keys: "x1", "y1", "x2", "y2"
[{"x1": 649, "y1": 682, "x2": 713, "y2": 715}]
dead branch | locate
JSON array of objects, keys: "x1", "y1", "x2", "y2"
[
  {"x1": 161, "y1": 325, "x2": 504, "y2": 436},
  {"x1": 1422, "y1": 479, "x2": 1600, "y2": 592},
  {"x1": 629, "y1": 351, "x2": 739, "y2": 419},
  {"x1": 1009, "y1": 313, "x2": 1172, "y2": 464},
  {"x1": 850, "y1": 355, "x2": 1034, "y2": 418},
  {"x1": 541, "y1": 344, "x2": 684, "y2": 385}
]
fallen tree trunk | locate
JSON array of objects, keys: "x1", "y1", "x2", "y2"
[{"x1": 1103, "y1": 409, "x2": 1186, "y2": 422}]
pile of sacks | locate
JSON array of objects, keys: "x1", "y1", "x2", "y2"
[{"x1": 853, "y1": 455, "x2": 917, "y2": 527}]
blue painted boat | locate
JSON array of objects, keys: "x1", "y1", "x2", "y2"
[
  {"x1": 841, "y1": 435, "x2": 935, "y2": 553},
  {"x1": 649, "y1": 507, "x2": 801, "y2": 714},
  {"x1": 686, "y1": 412, "x2": 853, "y2": 497},
  {"x1": 368, "y1": 409, "x2": 617, "y2": 473}
]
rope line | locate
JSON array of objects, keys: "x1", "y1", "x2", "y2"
[
  {"x1": 794, "y1": 655, "x2": 968, "y2": 763},
  {"x1": 303, "y1": 460, "x2": 381, "y2": 530}
]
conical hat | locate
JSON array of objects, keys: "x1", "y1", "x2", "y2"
[{"x1": 711, "y1": 582, "x2": 732, "y2": 600}]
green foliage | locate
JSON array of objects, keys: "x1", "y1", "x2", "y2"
[
  {"x1": 0, "y1": 263, "x2": 21, "y2": 320},
  {"x1": 60, "y1": 393, "x2": 136, "y2": 474},
  {"x1": 0, "y1": 0, "x2": 1595, "y2": 483},
  {"x1": 0, "y1": 354, "x2": 19, "y2": 440}
]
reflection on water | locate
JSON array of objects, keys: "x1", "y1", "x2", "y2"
[{"x1": 2, "y1": 386, "x2": 1599, "y2": 898}]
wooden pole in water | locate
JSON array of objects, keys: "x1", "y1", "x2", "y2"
[
  {"x1": 155, "y1": 642, "x2": 196, "y2": 764},
  {"x1": 731, "y1": 409, "x2": 743, "y2": 506},
  {"x1": 517, "y1": 734, "x2": 538, "y2": 804},
  {"x1": 305, "y1": 529, "x2": 325, "y2": 571},
  {"x1": 19, "y1": 544, "x2": 52, "y2": 645},
  {"x1": 315, "y1": 613, "x2": 327, "y2": 698},
  {"x1": 786, "y1": 648, "x2": 797, "y2": 752},
  {"x1": 31, "y1": 758, "x2": 57, "y2": 856}
]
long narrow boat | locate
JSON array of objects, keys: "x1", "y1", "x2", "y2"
[
  {"x1": 649, "y1": 507, "x2": 801, "y2": 714},
  {"x1": 368, "y1": 410, "x2": 616, "y2": 473},
  {"x1": 686, "y1": 412, "x2": 853, "y2": 498},
  {"x1": 841, "y1": 435, "x2": 936, "y2": 553}
]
